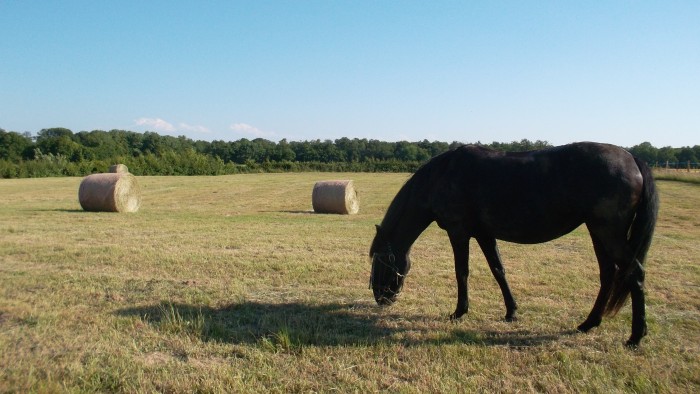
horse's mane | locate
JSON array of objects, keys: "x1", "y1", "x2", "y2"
[
  {"x1": 379, "y1": 147, "x2": 461, "y2": 232},
  {"x1": 378, "y1": 174, "x2": 416, "y2": 231}
]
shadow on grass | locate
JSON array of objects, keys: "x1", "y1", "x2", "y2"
[
  {"x1": 26, "y1": 208, "x2": 86, "y2": 213},
  {"x1": 116, "y1": 301, "x2": 577, "y2": 348}
]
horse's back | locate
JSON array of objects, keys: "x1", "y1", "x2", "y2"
[{"x1": 430, "y1": 142, "x2": 644, "y2": 243}]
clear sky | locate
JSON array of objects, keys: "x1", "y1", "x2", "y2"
[{"x1": 1, "y1": 1, "x2": 698, "y2": 147}]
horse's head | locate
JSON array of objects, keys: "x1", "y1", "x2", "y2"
[{"x1": 369, "y1": 225, "x2": 411, "y2": 305}]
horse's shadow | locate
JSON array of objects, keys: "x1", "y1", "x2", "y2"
[{"x1": 116, "y1": 301, "x2": 576, "y2": 348}]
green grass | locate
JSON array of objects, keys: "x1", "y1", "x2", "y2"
[
  {"x1": 1, "y1": 173, "x2": 698, "y2": 392},
  {"x1": 654, "y1": 169, "x2": 700, "y2": 184}
]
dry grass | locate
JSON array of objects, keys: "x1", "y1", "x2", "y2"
[{"x1": 0, "y1": 173, "x2": 698, "y2": 392}]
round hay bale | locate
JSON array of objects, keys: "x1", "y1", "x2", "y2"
[
  {"x1": 78, "y1": 173, "x2": 141, "y2": 213},
  {"x1": 312, "y1": 180, "x2": 359, "y2": 214},
  {"x1": 108, "y1": 164, "x2": 129, "y2": 173}
]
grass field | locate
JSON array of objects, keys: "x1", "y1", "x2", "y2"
[{"x1": 1, "y1": 172, "x2": 698, "y2": 392}]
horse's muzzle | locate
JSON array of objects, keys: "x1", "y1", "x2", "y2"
[{"x1": 373, "y1": 286, "x2": 399, "y2": 306}]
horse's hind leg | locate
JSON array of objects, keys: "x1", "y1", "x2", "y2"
[
  {"x1": 578, "y1": 234, "x2": 616, "y2": 333},
  {"x1": 476, "y1": 237, "x2": 518, "y2": 321},
  {"x1": 626, "y1": 260, "x2": 647, "y2": 347},
  {"x1": 585, "y1": 224, "x2": 648, "y2": 347}
]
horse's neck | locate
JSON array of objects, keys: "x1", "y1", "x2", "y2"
[{"x1": 390, "y1": 217, "x2": 431, "y2": 253}]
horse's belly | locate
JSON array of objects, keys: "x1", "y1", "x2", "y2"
[
  {"x1": 494, "y1": 224, "x2": 581, "y2": 244},
  {"x1": 479, "y1": 208, "x2": 584, "y2": 244}
]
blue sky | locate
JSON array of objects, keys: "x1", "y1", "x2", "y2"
[{"x1": 1, "y1": 1, "x2": 698, "y2": 147}]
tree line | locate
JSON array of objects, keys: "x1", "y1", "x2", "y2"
[{"x1": 0, "y1": 127, "x2": 697, "y2": 178}]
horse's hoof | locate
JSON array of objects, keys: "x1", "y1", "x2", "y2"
[
  {"x1": 505, "y1": 315, "x2": 517, "y2": 322},
  {"x1": 577, "y1": 318, "x2": 601, "y2": 333},
  {"x1": 625, "y1": 330, "x2": 646, "y2": 349},
  {"x1": 449, "y1": 310, "x2": 466, "y2": 321},
  {"x1": 625, "y1": 339, "x2": 641, "y2": 349}
]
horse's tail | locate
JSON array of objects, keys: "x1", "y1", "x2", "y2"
[{"x1": 604, "y1": 157, "x2": 660, "y2": 316}]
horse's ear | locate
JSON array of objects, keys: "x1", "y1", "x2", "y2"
[
  {"x1": 375, "y1": 224, "x2": 384, "y2": 239},
  {"x1": 374, "y1": 224, "x2": 387, "y2": 243}
]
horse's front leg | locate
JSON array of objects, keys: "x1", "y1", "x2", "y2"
[
  {"x1": 476, "y1": 237, "x2": 518, "y2": 322},
  {"x1": 447, "y1": 228, "x2": 470, "y2": 320}
]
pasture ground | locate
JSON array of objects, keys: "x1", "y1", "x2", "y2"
[{"x1": 1, "y1": 172, "x2": 698, "y2": 392}]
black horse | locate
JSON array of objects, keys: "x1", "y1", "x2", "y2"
[{"x1": 369, "y1": 142, "x2": 658, "y2": 347}]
